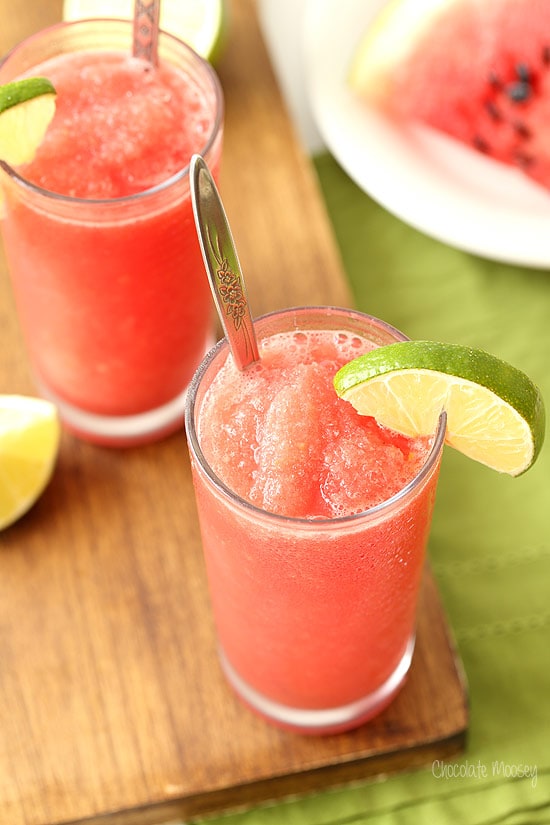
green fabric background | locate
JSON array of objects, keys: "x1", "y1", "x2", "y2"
[{"x1": 193, "y1": 154, "x2": 550, "y2": 825}]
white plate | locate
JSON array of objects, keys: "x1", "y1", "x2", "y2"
[{"x1": 304, "y1": 0, "x2": 550, "y2": 268}]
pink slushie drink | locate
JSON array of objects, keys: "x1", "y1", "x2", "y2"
[
  {"x1": 0, "y1": 20, "x2": 223, "y2": 445},
  {"x1": 186, "y1": 307, "x2": 445, "y2": 734}
]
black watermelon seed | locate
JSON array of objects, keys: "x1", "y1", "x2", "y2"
[
  {"x1": 485, "y1": 100, "x2": 502, "y2": 121},
  {"x1": 516, "y1": 63, "x2": 530, "y2": 82},
  {"x1": 513, "y1": 121, "x2": 532, "y2": 139},
  {"x1": 506, "y1": 81, "x2": 532, "y2": 102},
  {"x1": 473, "y1": 135, "x2": 490, "y2": 153}
]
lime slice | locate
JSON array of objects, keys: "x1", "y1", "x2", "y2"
[
  {"x1": 334, "y1": 341, "x2": 545, "y2": 476},
  {"x1": 62, "y1": 0, "x2": 227, "y2": 62},
  {"x1": 0, "y1": 77, "x2": 56, "y2": 166},
  {"x1": 0, "y1": 395, "x2": 60, "y2": 530}
]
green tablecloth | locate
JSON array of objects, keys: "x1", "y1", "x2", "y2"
[{"x1": 195, "y1": 153, "x2": 550, "y2": 825}]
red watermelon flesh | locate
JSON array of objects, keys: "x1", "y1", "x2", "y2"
[{"x1": 384, "y1": 0, "x2": 550, "y2": 189}]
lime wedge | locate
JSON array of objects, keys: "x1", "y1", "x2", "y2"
[
  {"x1": 62, "y1": 0, "x2": 227, "y2": 62},
  {"x1": 0, "y1": 395, "x2": 61, "y2": 530},
  {"x1": 334, "y1": 341, "x2": 545, "y2": 476},
  {"x1": 0, "y1": 77, "x2": 56, "y2": 165}
]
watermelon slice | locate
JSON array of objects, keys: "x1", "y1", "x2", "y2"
[{"x1": 349, "y1": 0, "x2": 550, "y2": 190}]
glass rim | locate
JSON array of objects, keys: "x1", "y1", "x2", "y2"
[
  {"x1": 0, "y1": 17, "x2": 224, "y2": 205},
  {"x1": 185, "y1": 305, "x2": 447, "y2": 529}
]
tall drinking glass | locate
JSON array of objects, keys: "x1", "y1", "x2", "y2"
[
  {"x1": 0, "y1": 19, "x2": 223, "y2": 446},
  {"x1": 185, "y1": 306, "x2": 446, "y2": 735}
]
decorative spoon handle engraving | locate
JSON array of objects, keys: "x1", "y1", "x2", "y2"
[
  {"x1": 133, "y1": 0, "x2": 160, "y2": 66},
  {"x1": 191, "y1": 154, "x2": 260, "y2": 371}
]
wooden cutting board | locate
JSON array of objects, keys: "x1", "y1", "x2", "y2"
[{"x1": 0, "y1": 2, "x2": 468, "y2": 824}]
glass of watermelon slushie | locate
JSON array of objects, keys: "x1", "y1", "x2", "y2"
[
  {"x1": 0, "y1": 19, "x2": 223, "y2": 446},
  {"x1": 185, "y1": 306, "x2": 446, "y2": 735}
]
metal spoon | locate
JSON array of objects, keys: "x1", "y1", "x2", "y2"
[
  {"x1": 132, "y1": 0, "x2": 160, "y2": 66},
  {"x1": 190, "y1": 154, "x2": 260, "y2": 371}
]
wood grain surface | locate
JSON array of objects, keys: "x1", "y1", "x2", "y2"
[{"x1": 0, "y1": 2, "x2": 468, "y2": 824}]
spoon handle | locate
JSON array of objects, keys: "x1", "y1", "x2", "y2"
[
  {"x1": 191, "y1": 154, "x2": 260, "y2": 371},
  {"x1": 133, "y1": 0, "x2": 160, "y2": 66}
]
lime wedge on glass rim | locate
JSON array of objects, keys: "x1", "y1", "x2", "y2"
[
  {"x1": 0, "y1": 395, "x2": 60, "y2": 530},
  {"x1": 62, "y1": 0, "x2": 227, "y2": 63},
  {"x1": 0, "y1": 77, "x2": 56, "y2": 166},
  {"x1": 334, "y1": 341, "x2": 545, "y2": 476}
]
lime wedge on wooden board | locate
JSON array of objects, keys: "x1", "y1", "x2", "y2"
[{"x1": 0, "y1": 395, "x2": 60, "y2": 530}]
